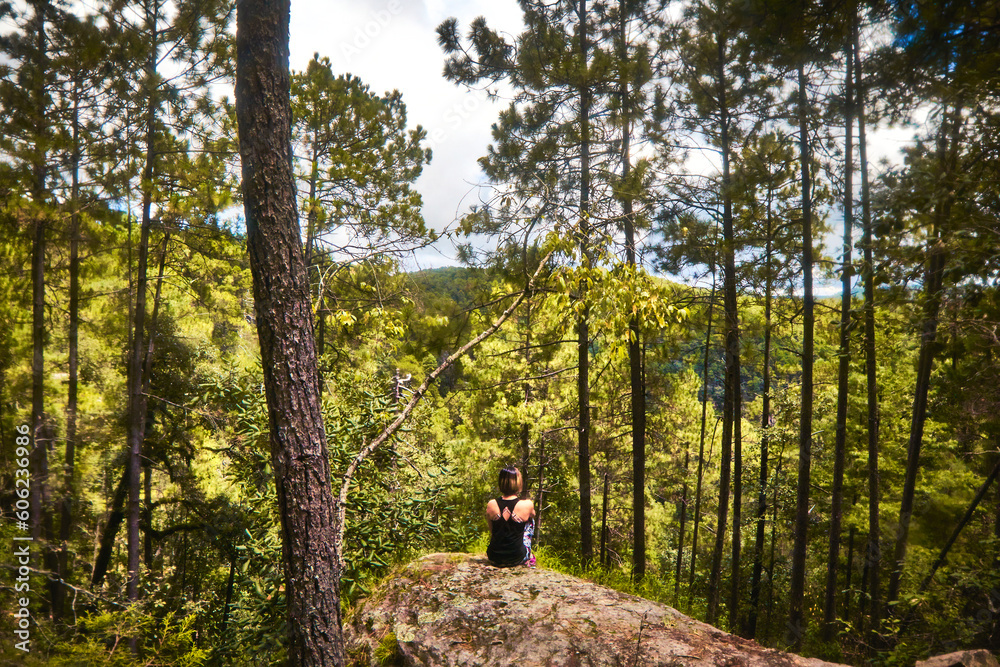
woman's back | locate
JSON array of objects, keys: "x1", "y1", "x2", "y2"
[{"x1": 486, "y1": 497, "x2": 532, "y2": 566}]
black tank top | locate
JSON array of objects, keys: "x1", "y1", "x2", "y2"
[{"x1": 487, "y1": 497, "x2": 528, "y2": 566}]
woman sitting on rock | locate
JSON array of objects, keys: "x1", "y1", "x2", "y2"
[{"x1": 486, "y1": 466, "x2": 536, "y2": 567}]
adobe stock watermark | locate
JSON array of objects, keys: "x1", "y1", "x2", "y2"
[
  {"x1": 11, "y1": 423, "x2": 34, "y2": 654},
  {"x1": 426, "y1": 95, "x2": 484, "y2": 152},
  {"x1": 339, "y1": 0, "x2": 403, "y2": 66}
]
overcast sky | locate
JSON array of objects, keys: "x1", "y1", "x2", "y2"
[{"x1": 289, "y1": 0, "x2": 923, "y2": 281}]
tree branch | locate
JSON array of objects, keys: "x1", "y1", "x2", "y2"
[{"x1": 333, "y1": 250, "x2": 553, "y2": 566}]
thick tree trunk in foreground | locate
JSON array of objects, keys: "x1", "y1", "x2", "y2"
[{"x1": 236, "y1": 0, "x2": 344, "y2": 663}]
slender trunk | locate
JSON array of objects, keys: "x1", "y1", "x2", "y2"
[
  {"x1": 28, "y1": 8, "x2": 51, "y2": 614},
  {"x1": 859, "y1": 542, "x2": 870, "y2": 623},
  {"x1": 855, "y1": 23, "x2": 881, "y2": 637},
  {"x1": 765, "y1": 445, "x2": 784, "y2": 639},
  {"x1": 30, "y1": 205, "x2": 48, "y2": 534},
  {"x1": 600, "y1": 473, "x2": 610, "y2": 568},
  {"x1": 140, "y1": 233, "x2": 170, "y2": 573},
  {"x1": 91, "y1": 235, "x2": 168, "y2": 591},
  {"x1": 710, "y1": 33, "x2": 739, "y2": 627},
  {"x1": 534, "y1": 436, "x2": 545, "y2": 545},
  {"x1": 845, "y1": 523, "x2": 856, "y2": 622},
  {"x1": 619, "y1": 8, "x2": 645, "y2": 583},
  {"x1": 221, "y1": 556, "x2": 237, "y2": 635},
  {"x1": 521, "y1": 300, "x2": 533, "y2": 490},
  {"x1": 888, "y1": 102, "x2": 959, "y2": 604},
  {"x1": 688, "y1": 274, "x2": 716, "y2": 612},
  {"x1": 126, "y1": 9, "x2": 161, "y2": 617},
  {"x1": 304, "y1": 137, "x2": 319, "y2": 268},
  {"x1": 577, "y1": 0, "x2": 593, "y2": 570},
  {"x1": 236, "y1": 0, "x2": 345, "y2": 661},
  {"x1": 676, "y1": 444, "x2": 689, "y2": 607},
  {"x1": 748, "y1": 187, "x2": 776, "y2": 639},
  {"x1": 56, "y1": 73, "x2": 83, "y2": 622},
  {"x1": 92, "y1": 462, "x2": 129, "y2": 586},
  {"x1": 789, "y1": 60, "x2": 814, "y2": 649},
  {"x1": 305, "y1": 140, "x2": 322, "y2": 367},
  {"x1": 917, "y1": 456, "x2": 1000, "y2": 593},
  {"x1": 126, "y1": 212, "x2": 151, "y2": 606},
  {"x1": 823, "y1": 36, "x2": 855, "y2": 642},
  {"x1": 143, "y1": 465, "x2": 152, "y2": 567}
]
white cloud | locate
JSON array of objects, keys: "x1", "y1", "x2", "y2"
[{"x1": 289, "y1": 0, "x2": 523, "y2": 268}]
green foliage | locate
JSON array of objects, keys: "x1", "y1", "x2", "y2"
[{"x1": 51, "y1": 608, "x2": 208, "y2": 667}]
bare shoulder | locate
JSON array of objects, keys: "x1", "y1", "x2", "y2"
[
  {"x1": 486, "y1": 498, "x2": 500, "y2": 520},
  {"x1": 516, "y1": 498, "x2": 535, "y2": 518}
]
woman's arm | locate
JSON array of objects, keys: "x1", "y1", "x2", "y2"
[{"x1": 485, "y1": 498, "x2": 500, "y2": 522}]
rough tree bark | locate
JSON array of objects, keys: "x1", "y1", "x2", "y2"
[{"x1": 235, "y1": 0, "x2": 345, "y2": 662}]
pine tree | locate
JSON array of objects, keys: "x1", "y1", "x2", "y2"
[
  {"x1": 438, "y1": 1, "x2": 615, "y2": 567},
  {"x1": 235, "y1": 0, "x2": 345, "y2": 662},
  {"x1": 668, "y1": 0, "x2": 777, "y2": 627}
]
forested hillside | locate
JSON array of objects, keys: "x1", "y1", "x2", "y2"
[{"x1": 2, "y1": 0, "x2": 999, "y2": 665}]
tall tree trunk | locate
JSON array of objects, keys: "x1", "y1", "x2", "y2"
[
  {"x1": 126, "y1": 199, "x2": 151, "y2": 608},
  {"x1": 140, "y1": 233, "x2": 170, "y2": 573},
  {"x1": 888, "y1": 102, "x2": 960, "y2": 605},
  {"x1": 766, "y1": 447, "x2": 783, "y2": 639},
  {"x1": 844, "y1": 522, "x2": 856, "y2": 623},
  {"x1": 235, "y1": 0, "x2": 345, "y2": 662},
  {"x1": 823, "y1": 35, "x2": 855, "y2": 642},
  {"x1": 92, "y1": 234, "x2": 169, "y2": 590},
  {"x1": 126, "y1": 7, "x2": 162, "y2": 618},
  {"x1": 688, "y1": 273, "x2": 716, "y2": 613},
  {"x1": 747, "y1": 184, "x2": 776, "y2": 640},
  {"x1": 854, "y1": 24, "x2": 882, "y2": 639},
  {"x1": 600, "y1": 472, "x2": 610, "y2": 568},
  {"x1": 710, "y1": 33, "x2": 740, "y2": 627},
  {"x1": 56, "y1": 73, "x2": 83, "y2": 622},
  {"x1": 92, "y1": 461, "x2": 129, "y2": 587},
  {"x1": 676, "y1": 443, "x2": 689, "y2": 607},
  {"x1": 27, "y1": 0, "x2": 51, "y2": 594},
  {"x1": 520, "y1": 298, "x2": 533, "y2": 490},
  {"x1": 576, "y1": 0, "x2": 594, "y2": 570},
  {"x1": 619, "y1": 6, "x2": 646, "y2": 583},
  {"x1": 534, "y1": 435, "x2": 546, "y2": 545},
  {"x1": 789, "y1": 60, "x2": 814, "y2": 650}
]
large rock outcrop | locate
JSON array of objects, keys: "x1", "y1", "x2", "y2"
[{"x1": 346, "y1": 552, "x2": 850, "y2": 667}]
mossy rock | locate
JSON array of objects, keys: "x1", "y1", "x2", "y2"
[{"x1": 346, "y1": 553, "x2": 850, "y2": 667}]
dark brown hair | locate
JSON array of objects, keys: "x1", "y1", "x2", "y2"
[{"x1": 498, "y1": 466, "x2": 523, "y2": 496}]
